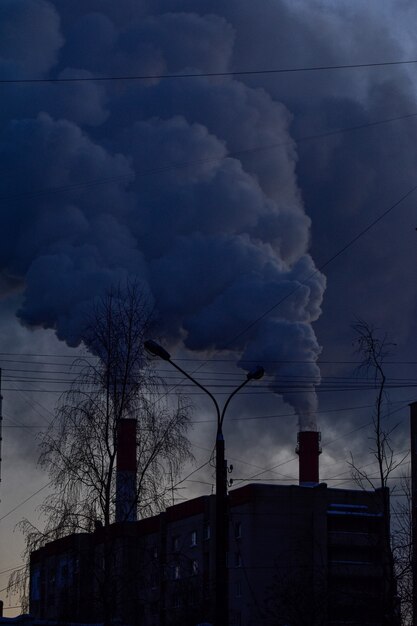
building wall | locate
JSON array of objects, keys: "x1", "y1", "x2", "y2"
[
  {"x1": 229, "y1": 484, "x2": 329, "y2": 626},
  {"x1": 30, "y1": 533, "x2": 95, "y2": 622},
  {"x1": 326, "y1": 488, "x2": 390, "y2": 626},
  {"x1": 29, "y1": 484, "x2": 392, "y2": 626}
]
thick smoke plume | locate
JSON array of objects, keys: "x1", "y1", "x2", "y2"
[{"x1": 0, "y1": 0, "x2": 335, "y2": 428}]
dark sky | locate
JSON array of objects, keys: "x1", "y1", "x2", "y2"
[{"x1": 1, "y1": 0, "x2": 417, "y2": 612}]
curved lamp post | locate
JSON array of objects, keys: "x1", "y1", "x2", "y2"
[{"x1": 144, "y1": 340, "x2": 264, "y2": 626}]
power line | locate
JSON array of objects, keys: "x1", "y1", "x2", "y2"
[
  {"x1": 0, "y1": 481, "x2": 53, "y2": 523},
  {"x1": 192, "y1": 400, "x2": 405, "y2": 424},
  {"x1": 0, "y1": 454, "x2": 212, "y2": 527},
  {"x1": 147, "y1": 181, "x2": 417, "y2": 405},
  {"x1": 2, "y1": 384, "x2": 417, "y2": 395},
  {"x1": 2, "y1": 78, "x2": 416, "y2": 539},
  {"x1": 5, "y1": 351, "x2": 417, "y2": 365},
  {"x1": 4, "y1": 377, "x2": 417, "y2": 390},
  {"x1": 232, "y1": 403, "x2": 409, "y2": 484},
  {"x1": 4, "y1": 368, "x2": 417, "y2": 384},
  {"x1": 0, "y1": 110, "x2": 416, "y2": 208},
  {"x1": 222, "y1": 182, "x2": 417, "y2": 351},
  {"x1": 0, "y1": 352, "x2": 90, "y2": 359},
  {"x1": 4, "y1": 399, "x2": 408, "y2": 429},
  {"x1": 4, "y1": 352, "x2": 417, "y2": 365},
  {"x1": 190, "y1": 440, "x2": 292, "y2": 481},
  {"x1": 2, "y1": 59, "x2": 417, "y2": 84}
]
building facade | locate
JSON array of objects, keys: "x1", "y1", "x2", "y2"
[{"x1": 30, "y1": 483, "x2": 394, "y2": 626}]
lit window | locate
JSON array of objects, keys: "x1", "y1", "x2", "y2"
[
  {"x1": 190, "y1": 530, "x2": 197, "y2": 546},
  {"x1": 234, "y1": 521, "x2": 242, "y2": 539}
]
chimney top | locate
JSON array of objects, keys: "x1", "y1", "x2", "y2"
[{"x1": 296, "y1": 430, "x2": 321, "y2": 485}]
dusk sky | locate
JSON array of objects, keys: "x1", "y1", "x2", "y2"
[{"x1": 2, "y1": 0, "x2": 417, "y2": 614}]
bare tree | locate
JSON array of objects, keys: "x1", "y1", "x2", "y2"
[
  {"x1": 10, "y1": 282, "x2": 193, "y2": 617},
  {"x1": 349, "y1": 319, "x2": 405, "y2": 491},
  {"x1": 349, "y1": 319, "x2": 406, "y2": 625},
  {"x1": 392, "y1": 474, "x2": 413, "y2": 625}
]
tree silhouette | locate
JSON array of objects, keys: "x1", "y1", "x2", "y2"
[{"x1": 10, "y1": 282, "x2": 192, "y2": 621}]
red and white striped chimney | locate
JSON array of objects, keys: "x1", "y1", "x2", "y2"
[
  {"x1": 296, "y1": 431, "x2": 321, "y2": 485},
  {"x1": 115, "y1": 418, "x2": 137, "y2": 523}
]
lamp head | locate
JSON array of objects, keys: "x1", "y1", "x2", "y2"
[
  {"x1": 247, "y1": 365, "x2": 265, "y2": 381},
  {"x1": 144, "y1": 339, "x2": 171, "y2": 361}
]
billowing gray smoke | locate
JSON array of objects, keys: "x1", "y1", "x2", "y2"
[{"x1": 0, "y1": 0, "x2": 332, "y2": 429}]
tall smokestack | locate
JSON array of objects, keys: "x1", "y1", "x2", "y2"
[
  {"x1": 296, "y1": 431, "x2": 321, "y2": 485},
  {"x1": 116, "y1": 418, "x2": 137, "y2": 523}
]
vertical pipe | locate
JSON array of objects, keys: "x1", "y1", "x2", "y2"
[
  {"x1": 115, "y1": 418, "x2": 137, "y2": 523},
  {"x1": 296, "y1": 431, "x2": 321, "y2": 485},
  {"x1": 410, "y1": 402, "x2": 417, "y2": 626}
]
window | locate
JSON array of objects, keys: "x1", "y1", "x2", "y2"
[
  {"x1": 235, "y1": 581, "x2": 242, "y2": 598},
  {"x1": 57, "y1": 562, "x2": 68, "y2": 588},
  {"x1": 203, "y1": 524, "x2": 211, "y2": 540},
  {"x1": 173, "y1": 594, "x2": 181, "y2": 608},
  {"x1": 191, "y1": 559, "x2": 199, "y2": 576},
  {"x1": 174, "y1": 564, "x2": 181, "y2": 580},
  {"x1": 234, "y1": 552, "x2": 242, "y2": 568},
  {"x1": 31, "y1": 569, "x2": 41, "y2": 601},
  {"x1": 190, "y1": 530, "x2": 197, "y2": 546},
  {"x1": 48, "y1": 569, "x2": 55, "y2": 586},
  {"x1": 234, "y1": 521, "x2": 242, "y2": 539},
  {"x1": 172, "y1": 535, "x2": 180, "y2": 552},
  {"x1": 152, "y1": 545, "x2": 158, "y2": 559}
]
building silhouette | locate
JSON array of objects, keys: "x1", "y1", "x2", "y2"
[{"x1": 30, "y1": 481, "x2": 394, "y2": 626}]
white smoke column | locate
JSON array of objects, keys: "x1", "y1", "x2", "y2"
[{"x1": 0, "y1": 1, "x2": 327, "y2": 425}]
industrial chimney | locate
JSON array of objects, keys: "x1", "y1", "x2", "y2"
[
  {"x1": 115, "y1": 418, "x2": 137, "y2": 523},
  {"x1": 296, "y1": 430, "x2": 321, "y2": 485}
]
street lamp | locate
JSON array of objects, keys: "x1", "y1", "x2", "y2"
[{"x1": 144, "y1": 340, "x2": 264, "y2": 626}]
